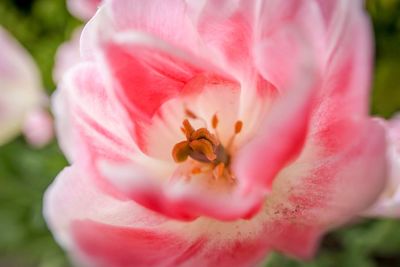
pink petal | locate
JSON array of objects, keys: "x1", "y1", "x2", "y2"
[
  {"x1": 233, "y1": 68, "x2": 318, "y2": 194},
  {"x1": 53, "y1": 62, "x2": 136, "y2": 162},
  {"x1": 43, "y1": 167, "x2": 167, "y2": 246},
  {"x1": 72, "y1": 220, "x2": 271, "y2": 267},
  {"x1": 45, "y1": 167, "x2": 323, "y2": 265},
  {"x1": 102, "y1": 40, "x2": 202, "y2": 120},
  {"x1": 257, "y1": 4, "x2": 385, "y2": 250},
  {"x1": 105, "y1": 0, "x2": 199, "y2": 54},
  {"x1": 53, "y1": 62, "x2": 140, "y2": 199},
  {"x1": 44, "y1": 167, "x2": 272, "y2": 267},
  {"x1": 184, "y1": 0, "x2": 256, "y2": 77},
  {"x1": 267, "y1": 119, "x2": 386, "y2": 232},
  {"x1": 98, "y1": 160, "x2": 266, "y2": 220},
  {"x1": 235, "y1": 0, "x2": 375, "y2": 193}
]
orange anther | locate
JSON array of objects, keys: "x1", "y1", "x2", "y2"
[
  {"x1": 182, "y1": 119, "x2": 195, "y2": 139},
  {"x1": 234, "y1": 120, "x2": 243, "y2": 134},
  {"x1": 185, "y1": 109, "x2": 198, "y2": 119},
  {"x1": 189, "y1": 139, "x2": 217, "y2": 161},
  {"x1": 213, "y1": 162, "x2": 225, "y2": 179},
  {"x1": 191, "y1": 128, "x2": 219, "y2": 146},
  {"x1": 212, "y1": 114, "x2": 219, "y2": 129},
  {"x1": 192, "y1": 167, "x2": 202, "y2": 174},
  {"x1": 172, "y1": 141, "x2": 191, "y2": 163}
]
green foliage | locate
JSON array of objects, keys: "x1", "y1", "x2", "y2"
[
  {"x1": 0, "y1": 0, "x2": 399, "y2": 266},
  {"x1": 0, "y1": 139, "x2": 69, "y2": 267},
  {"x1": 368, "y1": 0, "x2": 400, "y2": 117}
]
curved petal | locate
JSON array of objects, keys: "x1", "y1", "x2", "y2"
[
  {"x1": 106, "y1": 0, "x2": 198, "y2": 49},
  {"x1": 53, "y1": 62, "x2": 136, "y2": 162},
  {"x1": 98, "y1": 159, "x2": 265, "y2": 221},
  {"x1": 100, "y1": 37, "x2": 203, "y2": 120},
  {"x1": 271, "y1": 119, "x2": 386, "y2": 228},
  {"x1": 44, "y1": 167, "x2": 272, "y2": 267},
  {"x1": 53, "y1": 62, "x2": 147, "y2": 200},
  {"x1": 234, "y1": 0, "x2": 374, "y2": 194},
  {"x1": 81, "y1": 7, "x2": 232, "y2": 121},
  {"x1": 233, "y1": 24, "x2": 320, "y2": 193}
]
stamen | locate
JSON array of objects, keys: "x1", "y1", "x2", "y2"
[
  {"x1": 189, "y1": 139, "x2": 217, "y2": 161},
  {"x1": 235, "y1": 120, "x2": 243, "y2": 134},
  {"x1": 191, "y1": 128, "x2": 219, "y2": 146},
  {"x1": 226, "y1": 120, "x2": 244, "y2": 149},
  {"x1": 192, "y1": 167, "x2": 202, "y2": 174},
  {"x1": 172, "y1": 119, "x2": 229, "y2": 166},
  {"x1": 185, "y1": 108, "x2": 198, "y2": 119},
  {"x1": 212, "y1": 114, "x2": 219, "y2": 129},
  {"x1": 182, "y1": 119, "x2": 195, "y2": 139},
  {"x1": 213, "y1": 162, "x2": 225, "y2": 179},
  {"x1": 172, "y1": 141, "x2": 191, "y2": 162}
]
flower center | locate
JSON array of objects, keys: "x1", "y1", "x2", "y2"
[{"x1": 172, "y1": 111, "x2": 242, "y2": 180}]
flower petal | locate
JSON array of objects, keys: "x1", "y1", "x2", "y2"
[
  {"x1": 45, "y1": 167, "x2": 272, "y2": 267},
  {"x1": 101, "y1": 38, "x2": 202, "y2": 120},
  {"x1": 234, "y1": 0, "x2": 374, "y2": 194},
  {"x1": 265, "y1": 119, "x2": 386, "y2": 238},
  {"x1": 54, "y1": 62, "x2": 136, "y2": 162}
]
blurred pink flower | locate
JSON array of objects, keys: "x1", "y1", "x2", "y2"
[
  {"x1": 364, "y1": 116, "x2": 400, "y2": 217},
  {"x1": 67, "y1": 0, "x2": 102, "y2": 21},
  {"x1": 45, "y1": 0, "x2": 387, "y2": 266},
  {"x1": 0, "y1": 27, "x2": 53, "y2": 147},
  {"x1": 23, "y1": 107, "x2": 54, "y2": 148}
]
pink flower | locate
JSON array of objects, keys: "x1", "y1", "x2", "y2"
[
  {"x1": 67, "y1": 0, "x2": 102, "y2": 21},
  {"x1": 45, "y1": 0, "x2": 387, "y2": 266},
  {"x1": 364, "y1": 116, "x2": 400, "y2": 217},
  {"x1": 0, "y1": 27, "x2": 53, "y2": 147},
  {"x1": 23, "y1": 107, "x2": 54, "y2": 148}
]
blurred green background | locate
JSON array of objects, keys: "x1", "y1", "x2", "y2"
[{"x1": 0, "y1": 0, "x2": 399, "y2": 266}]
